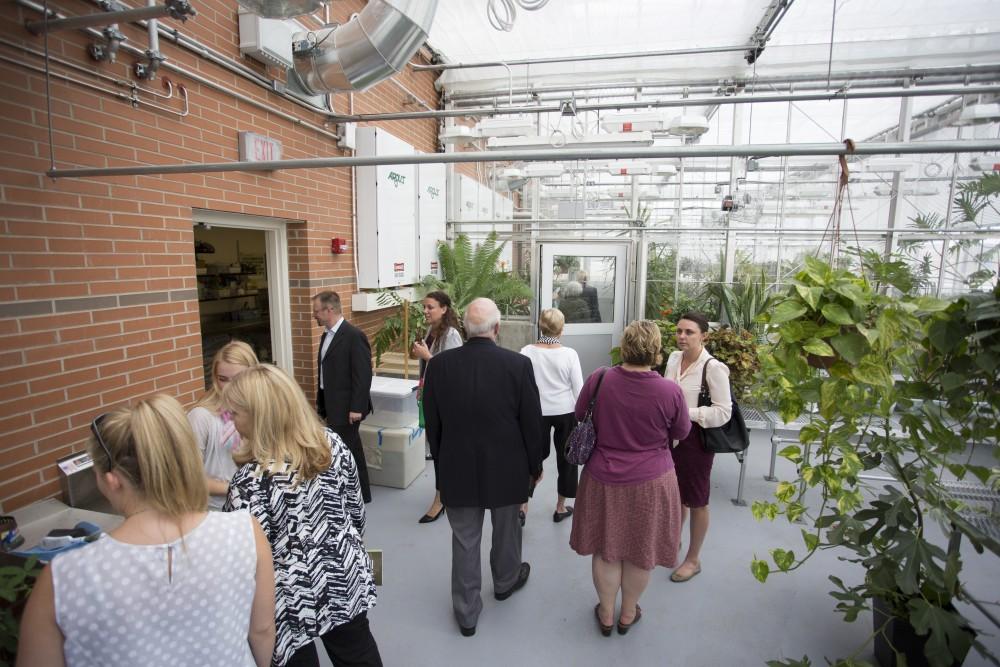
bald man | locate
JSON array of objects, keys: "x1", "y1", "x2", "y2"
[{"x1": 422, "y1": 298, "x2": 545, "y2": 637}]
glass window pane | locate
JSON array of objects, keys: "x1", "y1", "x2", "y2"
[{"x1": 552, "y1": 255, "x2": 615, "y2": 323}]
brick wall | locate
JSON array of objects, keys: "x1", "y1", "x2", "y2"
[{"x1": 0, "y1": 0, "x2": 441, "y2": 511}]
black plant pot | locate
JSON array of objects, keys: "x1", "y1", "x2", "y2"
[{"x1": 872, "y1": 597, "x2": 971, "y2": 667}]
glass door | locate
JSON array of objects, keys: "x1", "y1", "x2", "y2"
[{"x1": 539, "y1": 243, "x2": 629, "y2": 376}]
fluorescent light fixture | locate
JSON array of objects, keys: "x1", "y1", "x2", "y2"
[
  {"x1": 600, "y1": 110, "x2": 666, "y2": 133},
  {"x1": 656, "y1": 164, "x2": 677, "y2": 176},
  {"x1": 607, "y1": 160, "x2": 653, "y2": 176},
  {"x1": 476, "y1": 115, "x2": 536, "y2": 138},
  {"x1": 873, "y1": 185, "x2": 940, "y2": 197},
  {"x1": 860, "y1": 158, "x2": 914, "y2": 173},
  {"x1": 523, "y1": 162, "x2": 564, "y2": 178},
  {"x1": 439, "y1": 125, "x2": 479, "y2": 145},
  {"x1": 496, "y1": 168, "x2": 523, "y2": 180},
  {"x1": 667, "y1": 114, "x2": 710, "y2": 137},
  {"x1": 954, "y1": 103, "x2": 1000, "y2": 126},
  {"x1": 486, "y1": 131, "x2": 655, "y2": 150}
]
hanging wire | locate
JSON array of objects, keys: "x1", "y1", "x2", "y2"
[
  {"x1": 486, "y1": 0, "x2": 550, "y2": 32},
  {"x1": 42, "y1": 0, "x2": 55, "y2": 173}
]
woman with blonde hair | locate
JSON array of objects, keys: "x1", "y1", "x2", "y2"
[
  {"x1": 17, "y1": 395, "x2": 276, "y2": 667},
  {"x1": 189, "y1": 340, "x2": 259, "y2": 509},
  {"x1": 520, "y1": 308, "x2": 584, "y2": 524},
  {"x1": 223, "y1": 364, "x2": 381, "y2": 667},
  {"x1": 569, "y1": 321, "x2": 690, "y2": 636}
]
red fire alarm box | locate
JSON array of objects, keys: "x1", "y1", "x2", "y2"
[{"x1": 331, "y1": 238, "x2": 348, "y2": 254}]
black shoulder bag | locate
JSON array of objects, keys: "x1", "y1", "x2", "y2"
[{"x1": 697, "y1": 358, "x2": 750, "y2": 454}]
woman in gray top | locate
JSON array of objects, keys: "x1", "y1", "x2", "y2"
[
  {"x1": 412, "y1": 291, "x2": 463, "y2": 523},
  {"x1": 187, "y1": 340, "x2": 258, "y2": 510}
]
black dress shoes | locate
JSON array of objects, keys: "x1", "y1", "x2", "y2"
[
  {"x1": 553, "y1": 506, "x2": 574, "y2": 523},
  {"x1": 459, "y1": 625, "x2": 476, "y2": 637},
  {"x1": 418, "y1": 506, "x2": 445, "y2": 524},
  {"x1": 494, "y1": 562, "x2": 530, "y2": 601}
]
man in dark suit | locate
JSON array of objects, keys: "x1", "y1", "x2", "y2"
[
  {"x1": 577, "y1": 270, "x2": 602, "y2": 323},
  {"x1": 313, "y1": 290, "x2": 373, "y2": 502},
  {"x1": 423, "y1": 297, "x2": 545, "y2": 637}
]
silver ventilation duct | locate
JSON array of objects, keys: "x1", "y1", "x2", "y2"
[
  {"x1": 238, "y1": 0, "x2": 326, "y2": 20},
  {"x1": 291, "y1": 0, "x2": 437, "y2": 95}
]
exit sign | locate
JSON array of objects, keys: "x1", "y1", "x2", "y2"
[{"x1": 238, "y1": 132, "x2": 282, "y2": 164}]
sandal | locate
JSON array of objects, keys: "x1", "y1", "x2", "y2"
[
  {"x1": 617, "y1": 605, "x2": 642, "y2": 635},
  {"x1": 594, "y1": 603, "x2": 613, "y2": 637}
]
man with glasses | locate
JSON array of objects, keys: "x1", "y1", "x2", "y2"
[{"x1": 313, "y1": 290, "x2": 374, "y2": 502}]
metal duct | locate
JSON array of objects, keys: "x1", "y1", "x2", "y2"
[
  {"x1": 291, "y1": 0, "x2": 436, "y2": 95},
  {"x1": 238, "y1": 0, "x2": 326, "y2": 20}
]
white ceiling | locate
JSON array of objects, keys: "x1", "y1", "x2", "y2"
[{"x1": 426, "y1": 0, "x2": 1000, "y2": 93}]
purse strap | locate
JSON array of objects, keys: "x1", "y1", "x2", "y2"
[
  {"x1": 698, "y1": 356, "x2": 714, "y2": 404},
  {"x1": 583, "y1": 367, "x2": 609, "y2": 420}
]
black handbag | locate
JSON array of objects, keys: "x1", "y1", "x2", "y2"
[{"x1": 697, "y1": 358, "x2": 750, "y2": 454}]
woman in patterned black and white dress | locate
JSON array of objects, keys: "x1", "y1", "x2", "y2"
[{"x1": 223, "y1": 364, "x2": 381, "y2": 667}]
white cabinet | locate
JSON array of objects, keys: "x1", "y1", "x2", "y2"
[
  {"x1": 356, "y1": 128, "x2": 417, "y2": 289},
  {"x1": 417, "y1": 163, "x2": 446, "y2": 279}
]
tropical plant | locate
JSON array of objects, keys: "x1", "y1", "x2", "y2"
[
  {"x1": 753, "y1": 256, "x2": 1000, "y2": 667},
  {"x1": 707, "y1": 268, "x2": 774, "y2": 336},
  {"x1": 1, "y1": 556, "x2": 39, "y2": 663},
  {"x1": 372, "y1": 232, "x2": 532, "y2": 363},
  {"x1": 643, "y1": 242, "x2": 715, "y2": 320},
  {"x1": 904, "y1": 171, "x2": 1000, "y2": 292},
  {"x1": 704, "y1": 326, "x2": 759, "y2": 402}
]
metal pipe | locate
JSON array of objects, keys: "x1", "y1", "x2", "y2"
[
  {"x1": 412, "y1": 44, "x2": 751, "y2": 72},
  {"x1": 47, "y1": 139, "x2": 1000, "y2": 179},
  {"x1": 26, "y1": 0, "x2": 193, "y2": 34},
  {"x1": 327, "y1": 85, "x2": 1000, "y2": 122},
  {"x1": 12, "y1": 0, "x2": 343, "y2": 143},
  {"x1": 444, "y1": 64, "x2": 1000, "y2": 102},
  {"x1": 936, "y1": 126, "x2": 963, "y2": 296}
]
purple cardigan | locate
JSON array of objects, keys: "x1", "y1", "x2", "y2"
[{"x1": 575, "y1": 366, "x2": 691, "y2": 485}]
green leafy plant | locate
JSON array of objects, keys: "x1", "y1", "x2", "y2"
[
  {"x1": 372, "y1": 232, "x2": 532, "y2": 363},
  {"x1": 1, "y1": 556, "x2": 40, "y2": 663},
  {"x1": 707, "y1": 268, "x2": 774, "y2": 336},
  {"x1": 754, "y1": 255, "x2": 1000, "y2": 667},
  {"x1": 704, "y1": 326, "x2": 760, "y2": 402}
]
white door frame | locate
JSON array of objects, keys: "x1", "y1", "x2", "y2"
[{"x1": 192, "y1": 210, "x2": 293, "y2": 373}]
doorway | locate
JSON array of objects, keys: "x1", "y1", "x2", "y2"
[
  {"x1": 539, "y1": 242, "x2": 629, "y2": 376},
  {"x1": 192, "y1": 211, "x2": 293, "y2": 385}
]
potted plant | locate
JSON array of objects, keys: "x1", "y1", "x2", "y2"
[
  {"x1": 752, "y1": 255, "x2": 1000, "y2": 667},
  {"x1": 704, "y1": 326, "x2": 760, "y2": 403}
]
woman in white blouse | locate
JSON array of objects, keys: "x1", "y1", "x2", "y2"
[
  {"x1": 520, "y1": 308, "x2": 584, "y2": 524},
  {"x1": 662, "y1": 312, "x2": 732, "y2": 583}
]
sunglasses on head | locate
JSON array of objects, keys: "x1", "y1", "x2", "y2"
[{"x1": 90, "y1": 413, "x2": 113, "y2": 464}]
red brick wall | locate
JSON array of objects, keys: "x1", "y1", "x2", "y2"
[{"x1": 0, "y1": 0, "x2": 441, "y2": 510}]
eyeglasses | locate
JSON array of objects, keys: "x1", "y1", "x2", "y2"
[{"x1": 90, "y1": 413, "x2": 113, "y2": 464}]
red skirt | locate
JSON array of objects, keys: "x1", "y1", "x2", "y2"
[
  {"x1": 569, "y1": 468, "x2": 682, "y2": 570},
  {"x1": 672, "y1": 427, "x2": 715, "y2": 508}
]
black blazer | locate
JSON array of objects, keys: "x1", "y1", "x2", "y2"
[
  {"x1": 316, "y1": 319, "x2": 373, "y2": 427},
  {"x1": 423, "y1": 337, "x2": 545, "y2": 509}
]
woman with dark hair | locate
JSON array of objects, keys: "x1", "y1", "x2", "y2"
[
  {"x1": 570, "y1": 321, "x2": 690, "y2": 636},
  {"x1": 663, "y1": 312, "x2": 733, "y2": 583},
  {"x1": 412, "y1": 290, "x2": 464, "y2": 524}
]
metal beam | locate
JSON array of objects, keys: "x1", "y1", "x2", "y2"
[
  {"x1": 47, "y1": 139, "x2": 1000, "y2": 179},
  {"x1": 745, "y1": 0, "x2": 796, "y2": 64},
  {"x1": 25, "y1": 0, "x2": 194, "y2": 34},
  {"x1": 412, "y1": 45, "x2": 750, "y2": 72},
  {"x1": 329, "y1": 85, "x2": 1000, "y2": 122}
]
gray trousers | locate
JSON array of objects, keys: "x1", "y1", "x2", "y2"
[{"x1": 446, "y1": 504, "x2": 522, "y2": 628}]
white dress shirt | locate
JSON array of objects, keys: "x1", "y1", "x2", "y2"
[
  {"x1": 318, "y1": 316, "x2": 344, "y2": 390},
  {"x1": 663, "y1": 347, "x2": 732, "y2": 428},
  {"x1": 519, "y1": 344, "x2": 584, "y2": 416}
]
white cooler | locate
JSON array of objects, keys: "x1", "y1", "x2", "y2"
[
  {"x1": 361, "y1": 422, "x2": 425, "y2": 489},
  {"x1": 368, "y1": 376, "x2": 419, "y2": 428}
]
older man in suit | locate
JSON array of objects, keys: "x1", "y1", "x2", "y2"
[
  {"x1": 422, "y1": 297, "x2": 545, "y2": 637},
  {"x1": 313, "y1": 290, "x2": 373, "y2": 502}
]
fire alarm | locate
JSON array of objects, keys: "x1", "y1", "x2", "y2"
[{"x1": 331, "y1": 238, "x2": 348, "y2": 254}]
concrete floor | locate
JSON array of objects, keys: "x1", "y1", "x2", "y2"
[{"x1": 314, "y1": 430, "x2": 999, "y2": 667}]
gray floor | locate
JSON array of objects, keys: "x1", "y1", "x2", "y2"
[{"x1": 316, "y1": 430, "x2": 998, "y2": 666}]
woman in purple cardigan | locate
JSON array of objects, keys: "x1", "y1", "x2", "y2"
[{"x1": 569, "y1": 320, "x2": 691, "y2": 637}]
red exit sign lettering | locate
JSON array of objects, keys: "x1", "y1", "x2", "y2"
[{"x1": 238, "y1": 132, "x2": 283, "y2": 166}]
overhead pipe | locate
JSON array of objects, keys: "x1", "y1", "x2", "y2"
[
  {"x1": 327, "y1": 84, "x2": 1000, "y2": 123},
  {"x1": 25, "y1": 0, "x2": 195, "y2": 34},
  {"x1": 412, "y1": 44, "x2": 751, "y2": 72},
  {"x1": 47, "y1": 139, "x2": 1000, "y2": 179},
  {"x1": 291, "y1": 0, "x2": 437, "y2": 95},
  {"x1": 443, "y1": 64, "x2": 1000, "y2": 103}
]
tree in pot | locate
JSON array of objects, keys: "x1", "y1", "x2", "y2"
[{"x1": 753, "y1": 257, "x2": 999, "y2": 667}]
